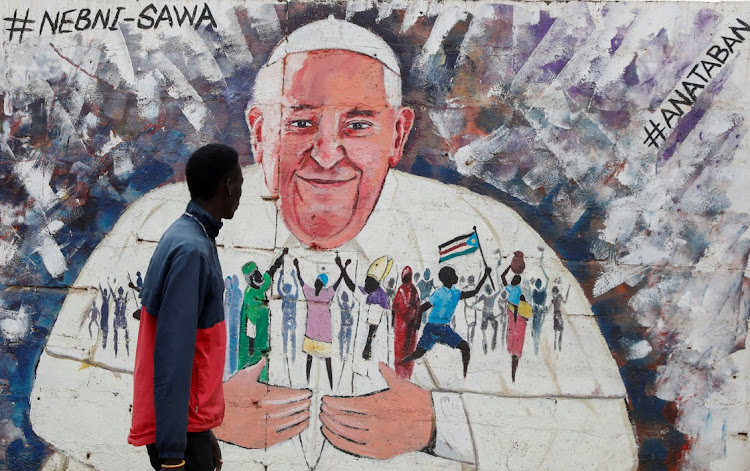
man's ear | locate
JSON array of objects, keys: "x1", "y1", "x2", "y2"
[
  {"x1": 389, "y1": 106, "x2": 415, "y2": 168},
  {"x1": 247, "y1": 106, "x2": 264, "y2": 164}
]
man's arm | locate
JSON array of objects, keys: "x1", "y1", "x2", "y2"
[
  {"x1": 332, "y1": 258, "x2": 352, "y2": 291},
  {"x1": 153, "y1": 250, "x2": 207, "y2": 462},
  {"x1": 418, "y1": 301, "x2": 433, "y2": 315},
  {"x1": 335, "y1": 255, "x2": 356, "y2": 291},
  {"x1": 500, "y1": 265, "x2": 510, "y2": 287},
  {"x1": 292, "y1": 259, "x2": 305, "y2": 287},
  {"x1": 460, "y1": 267, "x2": 491, "y2": 299},
  {"x1": 267, "y1": 248, "x2": 288, "y2": 280}
]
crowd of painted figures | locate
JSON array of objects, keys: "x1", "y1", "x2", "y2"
[
  {"x1": 221, "y1": 248, "x2": 571, "y2": 385},
  {"x1": 86, "y1": 249, "x2": 570, "y2": 383},
  {"x1": 84, "y1": 272, "x2": 143, "y2": 358}
]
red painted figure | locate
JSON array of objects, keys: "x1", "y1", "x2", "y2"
[{"x1": 392, "y1": 267, "x2": 421, "y2": 379}]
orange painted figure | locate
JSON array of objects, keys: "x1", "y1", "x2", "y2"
[{"x1": 392, "y1": 266, "x2": 420, "y2": 379}]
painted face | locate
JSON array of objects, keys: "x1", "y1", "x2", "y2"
[{"x1": 251, "y1": 50, "x2": 414, "y2": 249}]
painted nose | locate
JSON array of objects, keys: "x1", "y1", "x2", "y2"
[{"x1": 311, "y1": 121, "x2": 345, "y2": 169}]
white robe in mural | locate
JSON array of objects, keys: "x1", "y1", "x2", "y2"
[{"x1": 30, "y1": 166, "x2": 637, "y2": 470}]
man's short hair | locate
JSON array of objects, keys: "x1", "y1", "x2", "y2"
[
  {"x1": 185, "y1": 143, "x2": 239, "y2": 200},
  {"x1": 250, "y1": 17, "x2": 403, "y2": 113}
]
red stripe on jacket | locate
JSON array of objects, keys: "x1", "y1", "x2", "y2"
[{"x1": 128, "y1": 308, "x2": 226, "y2": 446}]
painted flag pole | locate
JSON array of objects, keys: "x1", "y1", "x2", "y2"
[
  {"x1": 473, "y1": 226, "x2": 496, "y2": 290},
  {"x1": 438, "y1": 228, "x2": 496, "y2": 290}
]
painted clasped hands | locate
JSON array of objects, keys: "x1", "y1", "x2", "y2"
[{"x1": 216, "y1": 360, "x2": 435, "y2": 459}]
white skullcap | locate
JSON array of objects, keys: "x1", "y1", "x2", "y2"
[{"x1": 266, "y1": 16, "x2": 401, "y2": 76}]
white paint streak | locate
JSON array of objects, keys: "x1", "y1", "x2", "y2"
[
  {"x1": 0, "y1": 306, "x2": 30, "y2": 343},
  {"x1": 0, "y1": 239, "x2": 17, "y2": 268},
  {"x1": 626, "y1": 340, "x2": 652, "y2": 360},
  {"x1": 98, "y1": 130, "x2": 124, "y2": 157},
  {"x1": 135, "y1": 71, "x2": 163, "y2": 121},
  {"x1": 245, "y1": 3, "x2": 282, "y2": 42},
  {"x1": 13, "y1": 157, "x2": 58, "y2": 211},
  {"x1": 402, "y1": 0, "x2": 432, "y2": 33},
  {"x1": 112, "y1": 149, "x2": 135, "y2": 178},
  {"x1": 45, "y1": 220, "x2": 64, "y2": 236},
  {"x1": 416, "y1": 6, "x2": 469, "y2": 69},
  {"x1": 36, "y1": 231, "x2": 67, "y2": 278}
]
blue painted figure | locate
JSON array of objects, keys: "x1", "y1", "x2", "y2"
[
  {"x1": 86, "y1": 300, "x2": 100, "y2": 338},
  {"x1": 278, "y1": 265, "x2": 300, "y2": 363},
  {"x1": 224, "y1": 275, "x2": 243, "y2": 377},
  {"x1": 336, "y1": 290, "x2": 357, "y2": 360},
  {"x1": 128, "y1": 271, "x2": 144, "y2": 320},
  {"x1": 531, "y1": 254, "x2": 550, "y2": 355},
  {"x1": 416, "y1": 268, "x2": 436, "y2": 325}
]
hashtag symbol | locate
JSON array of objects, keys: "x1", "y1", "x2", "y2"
[
  {"x1": 643, "y1": 119, "x2": 666, "y2": 149},
  {"x1": 4, "y1": 9, "x2": 35, "y2": 44}
]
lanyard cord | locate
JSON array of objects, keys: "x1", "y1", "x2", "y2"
[{"x1": 183, "y1": 212, "x2": 222, "y2": 274}]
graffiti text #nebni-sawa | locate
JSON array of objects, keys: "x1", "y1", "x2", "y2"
[
  {"x1": 3, "y1": 3, "x2": 216, "y2": 43},
  {"x1": 644, "y1": 18, "x2": 750, "y2": 149}
]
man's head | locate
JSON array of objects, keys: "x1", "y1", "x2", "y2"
[
  {"x1": 438, "y1": 266, "x2": 459, "y2": 288},
  {"x1": 247, "y1": 18, "x2": 415, "y2": 249},
  {"x1": 186, "y1": 143, "x2": 243, "y2": 220},
  {"x1": 315, "y1": 273, "x2": 329, "y2": 295},
  {"x1": 363, "y1": 276, "x2": 380, "y2": 294}
]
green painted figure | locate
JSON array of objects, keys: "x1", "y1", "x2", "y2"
[{"x1": 238, "y1": 249, "x2": 286, "y2": 382}]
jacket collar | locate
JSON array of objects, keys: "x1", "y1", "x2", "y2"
[{"x1": 185, "y1": 201, "x2": 223, "y2": 239}]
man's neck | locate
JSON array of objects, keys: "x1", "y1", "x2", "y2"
[{"x1": 192, "y1": 199, "x2": 223, "y2": 223}]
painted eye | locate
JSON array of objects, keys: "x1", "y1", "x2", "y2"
[
  {"x1": 290, "y1": 120, "x2": 313, "y2": 128},
  {"x1": 347, "y1": 122, "x2": 372, "y2": 131}
]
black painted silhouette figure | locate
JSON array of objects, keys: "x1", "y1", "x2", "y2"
[
  {"x1": 99, "y1": 283, "x2": 111, "y2": 349},
  {"x1": 111, "y1": 283, "x2": 130, "y2": 357},
  {"x1": 551, "y1": 285, "x2": 570, "y2": 351}
]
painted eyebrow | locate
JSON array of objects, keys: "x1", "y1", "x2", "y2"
[
  {"x1": 289, "y1": 104, "x2": 316, "y2": 111},
  {"x1": 344, "y1": 108, "x2": 377, "y2": 118}
]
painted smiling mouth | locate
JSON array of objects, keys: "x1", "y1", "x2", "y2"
[{"x1": 296, "y1": 175, "x2": 357, "y2": 187}]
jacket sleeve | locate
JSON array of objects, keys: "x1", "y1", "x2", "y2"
[{"x1": 153, "y1": 249, "x2": 208, "y2": 459}]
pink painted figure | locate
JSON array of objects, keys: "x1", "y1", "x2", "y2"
[
  {"x1": 293, "y1": 256, "x2": 355, "y2": 388},
  {"x1": 392, "y1": 266, "x2": 420, "y2": 379}
]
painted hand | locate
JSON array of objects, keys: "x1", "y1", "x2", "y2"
[
  {"x1": 215, "y1": 359, "x2": 312, "y2": 449},
  {"x1": 320, "y1": 362, "x2": 434, "y2": 459}
]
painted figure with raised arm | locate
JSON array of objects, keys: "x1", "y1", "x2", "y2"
[
  {"x1": 293, "y1": 254, "x2": 355, "y2": 388},
  {"x1": 277, "y1": 263, "x2": 300, "y2": 363},
  {"x1": 238, "y1": 248, "x2": 287, "y2": 383},
  {"x1": 403, "y1": 265, "x2": 492, "y2": 377}
]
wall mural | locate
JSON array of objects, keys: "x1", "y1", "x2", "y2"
[{"x1": 1, "y1": 1, "x2": 749, "y2": 470}]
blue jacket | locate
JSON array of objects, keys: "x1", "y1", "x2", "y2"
[{"x1": 128, "y1": 201, "x2": 226, "y2": 459}]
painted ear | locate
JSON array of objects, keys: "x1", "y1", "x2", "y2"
[
  {"x1": 247, "y1": 107, "x2": 264, "y2": 164},
  {"x1": 389, "y1": 106, "x2": 415, "y2": 168}
]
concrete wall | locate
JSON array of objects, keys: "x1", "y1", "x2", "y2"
[{"x1": 0, "y1": 1, "x2": 748, "y2": 470}]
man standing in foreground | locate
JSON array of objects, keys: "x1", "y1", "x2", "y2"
[{"x1": 128, "y1": 144, "x2": 244, "y2": 470}]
